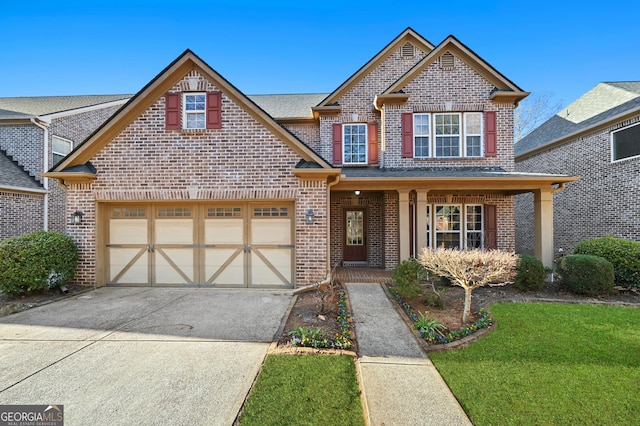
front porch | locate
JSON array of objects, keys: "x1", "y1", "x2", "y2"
[{"x1": 334, "y1": 266, "x2": 393, "y2": 284}]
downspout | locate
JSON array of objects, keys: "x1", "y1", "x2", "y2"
[
  {"x1": 326, "y1": 173, "x2": 341, "y2": 276},
  {"x1": 30, "y1": 117, "x2": 50, "y2": 231}
]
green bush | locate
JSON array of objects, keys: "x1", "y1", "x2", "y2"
[
  {"x1": 392, "y1": 258, "x2": 428, "y2": 298},
  {"x1": 574, "y1": 236, "x2": 640, "y2": 289},
  {"x1": 0, "y1": 231, "x2": 78, "y2": 296},
  {"x1": 557, "y1": 254, "x2": 614, "y2": 296},
  {"x1": 514, "y1": 254, "x2": 546, "y2": 291}
]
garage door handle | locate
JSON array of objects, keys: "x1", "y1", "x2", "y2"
[
  {"x1": 147, "y1": 245, "x2": 155, "y2": 252},
  {"x1": 244, "y1": 244, "x2": 251, "y2": 253}
]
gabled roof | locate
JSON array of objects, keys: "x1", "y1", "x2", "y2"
[
  {"x1": 48, "y1": 49, "x2": 333, "y2": 176},
  {"x1": 380, "y1": 35, "x2": 528, "y2": 105},
  {"x1": 0, "y1": 95, "x2": 131, "y2": 118},
  {"x1": 315, "y1": 27, "x2": 435, "y2": 108},
  {"x1": 0, "y1": 149, "x2": 45, "y2": 193},
  {"x1": 515, "y1": 82, "x2": 640, "y2": 160}
]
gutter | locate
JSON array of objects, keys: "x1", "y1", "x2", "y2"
[{"x1": 30, "y1": 117, "x2": 51, "y2": 230}]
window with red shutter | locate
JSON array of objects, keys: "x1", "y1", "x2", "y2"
[
  {"x1": 368, "y1": 122, "x2": 379, "y2": 164},
  {"x1": 484, "y1": 204, "x2": 497, "y2": 249},
  {"x1": 165, "y1": 93, "x2": 181, "y2": 130},
  {"x1": 402, "y1": 113, "x2": 413, "y2": 158},
  {"x1": 484, "y1": 111, "x2": 497, "y2": 157},
  {"x1": 206, "y1": 91, "x2": 222, "y2": 129},
  {"x1": 332, "y1": 123, "x2": 342, "y2": 165}
]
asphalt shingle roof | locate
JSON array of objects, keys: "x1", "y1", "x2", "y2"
[
  {"x1": 0, "y1": 150, "x2": 43, "y2": 191},
  {"x1": 339, "y1": 166, "x2": 569, "y2": 179},
  {"x1": 515, "y1": 82, "x2": 640, "y2": 158},
  {"x1": 248, "y1": 93, "x2": 328, "y2": 118},
  {"x1": 0, "y1": 95, "x2": 131, "y2": 116}
]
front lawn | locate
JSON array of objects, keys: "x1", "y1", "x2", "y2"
[
  {"x1": 430, "y1": 302, "x2": 640, "y2": 425},
  {"x1": 238, "y1": 354, "x2": 364, "y2": 426}
]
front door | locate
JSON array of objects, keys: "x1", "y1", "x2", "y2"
[{"x1": 343, "y1": 209, "x2": 367, "y2": 262}]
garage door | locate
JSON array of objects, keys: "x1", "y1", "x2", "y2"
[{"x1": 105, "y1": 203, "x2": 294, "y2": 288}]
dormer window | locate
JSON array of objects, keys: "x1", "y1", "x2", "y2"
[{"x1": 184, "y1": 93, "x2": 206, "y2": 129}]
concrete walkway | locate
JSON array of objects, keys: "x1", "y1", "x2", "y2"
[{"x1": 345, "y1": 283, "x2": 472, "y2": 426}]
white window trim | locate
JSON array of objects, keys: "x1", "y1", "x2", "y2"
[
  {"x1": 413, "y1": 112, "x2": 484, "y2": 159},
  {"x1": 52, "y1": 135, "x2": 73, "y2": 163},
  {"x1": 343, "y1": 123, "x2": 368, "y2": 165},
  {"x1": 413, "y1": 113, "x2": 431, "y2": 158},
  {"x1": 427, "y1": 203, "x2": 484, "y2": 250},
  {"x1": 182, "y1": 92, "x2": 206, "y2": 130},
  {"x1": 611, "y1": 121, "x2": 640, "y2": 163},
  {"x1": 434, "y1": 113, "x2": 462, "y2": 158}
]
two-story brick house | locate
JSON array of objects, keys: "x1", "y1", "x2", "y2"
[
  {"x1": 0, "y1": 95, "x2": 130, "y2": 240},
  {"x1": 45, "y1": 28, "x2": 576, "y2": 288}
]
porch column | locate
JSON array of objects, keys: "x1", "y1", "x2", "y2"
[
  {"x1": 534, "y1": 188, "x2": 554, "y2": 269},
  {"x1": 398, "y1": 190, "x2": 411, "y2": 261},
  {"x1": 416, "y1": 191, "x2": 428, "y2": 254}
]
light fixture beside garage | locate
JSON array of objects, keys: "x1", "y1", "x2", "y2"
[
  {"x1": 305, "y1": 209, "x2": 315, "y2": 224},
  {"x1": 72, "y1": 211, "x2": 84, "y2": 224}
]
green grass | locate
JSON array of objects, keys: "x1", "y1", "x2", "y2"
[
  {"x1": 238, "y1": 354, "x2": 364, "y2": 426},
  {"x1": 430, "y1": 302, "x2": 640, "y2": 426}
]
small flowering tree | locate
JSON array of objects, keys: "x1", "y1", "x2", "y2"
[{"x1": 418, "y1": 248, "x2": 519, "y2": 323}]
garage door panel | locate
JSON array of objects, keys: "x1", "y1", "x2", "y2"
[
  {"x1": 155, "y1": 219, "x2": 193, "y2": 245},
  {"x1": 204, "y1": 248, "x2": 244, "y2": 286},
  {"x1": 110, "y1": 219, "x2": 147, "y2": 244},
  {"x1": 251, "y1": 248, "x2": 292, "y2": 286},
  {"x1": 155, "y1": 248, "x2": 195, "y2": 284},
  {"x1": 251, "y1": 218, "x2": 291, "y2": 245},
  {"x1": 110, "y1": 248, "x2": 148, "y2": 284},
  {"x1": 205, "y1": 219, "x2": 243, "y2": 244}
]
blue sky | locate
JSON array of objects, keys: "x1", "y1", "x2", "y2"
[{"x1": 1, "y1": 0, "x2": 638, "y2": 109}]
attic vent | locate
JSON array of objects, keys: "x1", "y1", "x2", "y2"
[
  {"x1": 401, "y1": 42, "x2": 415, "y2": 59},
  {"x1": 440, "y1": 52, "x2": 455, "y2": 69}
]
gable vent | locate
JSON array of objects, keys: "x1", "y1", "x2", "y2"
[
  {"x1": 401, "y1": 42, "x2": 415, "y2": 59},
  {"x1": 440, "y1": 52, "x2": 455, "y2": 69}
]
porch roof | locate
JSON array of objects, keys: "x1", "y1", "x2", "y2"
[{"x1": 333, "y1": 167, "x2": 578, "y2": 194}]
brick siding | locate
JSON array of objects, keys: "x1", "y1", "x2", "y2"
[{"x1": 0, "y1": 191, "x2": 44, "y2": 240}]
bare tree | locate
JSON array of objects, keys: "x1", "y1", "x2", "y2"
[
  {"x1": 418, "y1": 248, "x2": 519, "y2": 323},
  {"x1": 514, "y1": 91, "x2": 564, "y2": 142}
]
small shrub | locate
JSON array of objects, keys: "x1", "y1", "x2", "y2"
[
  {"x1": 0, "y1": 231, "x2": 78, "y2": 296},
  {"x1": 557, "y1": 254, "x2": 614, "y2": 296},
  {"x1": 574, "y1": 236, "x2": 640, "y2": 289},
  {"x1": 392, "y1": 258, "x2": 428, "y2": 298},
  {"x1": 422, "y1": 290, "x2": 444, "y2": 309},
  {"x1": 514, "y1": 254, "x2": 546, "y2": 291}
]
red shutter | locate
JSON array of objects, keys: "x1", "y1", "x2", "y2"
[
  {"x1": 484, "y1": 204, "x2": 497, "y2": 250},
  {"x1": 368, "y1": 122, "x2": 379, "y2": 165},
  {"x1": 484, "y1": 111, "x2": 497, "y2": 157},
  {"x1": 206, "y1": 91, "x2": 222, "y2": 129},
  {"x1": 165, "y1": 93, "x2": 180, "y2": 130},
  {"x1": 401, "y1": 112, "x2": 413, "y2": 158},
  {"x1": 332, "y1": 123, "x2": 342, "y2": 165}
]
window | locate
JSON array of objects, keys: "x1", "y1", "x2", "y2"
[
  {"x1": 612, "y1": 122, "x2": 640, "y2": 162},
  {"x1": 343, "y1": 124, "x2": 367, "y2": 164},
  {"x1": 428, "y1": 204, "x2": 484, "y2": 249},
  {"x1": 434, "y1": 113, "x2": 461, "y2": 157},
  {"x1": 464, "y1": 113, "x2": 482, "y2": 157},
  {"x1": 414, "y1": 114, "x2": 430, "y2": 158},
  {"x1": 52, "y1": 136, "x2": 72, "y2": 164},
  {"x1": 183, "y1": 93, "x2": 206, "y2": 129},
  {"x1": 409, "y1": 112, "x2": 484, "y2": 158}
]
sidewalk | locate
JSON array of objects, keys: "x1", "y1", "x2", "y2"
[{"x1": 345, "y1": 282, "x2": 472, "y2": 426}]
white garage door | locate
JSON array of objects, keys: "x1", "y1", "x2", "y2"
[{"x1": 105, "y1": 203, "x2": 294, "y2": 288}]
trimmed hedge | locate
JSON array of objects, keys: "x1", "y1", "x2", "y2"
[
  {"x1": 557, "y1": 254, "x2": 614, "y2": 296},
  {"x1": 574, "y1": 236, "x2": 640, "y2": 289},
  {"x1": 0, "y1": 231, "x2": 78, "y2": 296},
  {"x1": 514, "y1": 254, "x2": 546, "y2": 292}
]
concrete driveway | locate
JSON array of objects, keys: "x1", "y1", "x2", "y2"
[{"x1": 0, "y1": 287, "x2": 292, "y2": 425}]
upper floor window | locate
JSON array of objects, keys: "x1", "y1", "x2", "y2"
[
  {"x1": 52, "y1": 136, "x2": 72, "y2": 164},
  {"x1": 612, "y1": 122, "x2": 640, "y2": 162},
  {"x1": 343, "y1": 124, "x2": 367, "y2": 164},
  {"x1": 183, "y1": 93, "x2": 206, "y2": 129},
  {"x1": 406, "y1": 112, "x2": 485, "y2": 159}
]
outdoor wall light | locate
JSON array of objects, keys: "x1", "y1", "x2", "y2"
[
  {"x1": 305, "y1": 209, "x2": 315, "y2": 224},
  {"x1": 354, "y1": 190, "x2": 361, "y2": 196},
  {"x1": 72, "y1": 211, "x2": 84, "y2": 224}
]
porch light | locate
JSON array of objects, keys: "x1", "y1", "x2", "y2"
[
  {"x1": 72, "y1": 211, "x2": 84, "y2": 224},
  {"x1": 354, "y1": 190, "x2": 361, "y2": 196},
  {"x1": 305, "y1": 209, "x2": 315, "y2": 225}
]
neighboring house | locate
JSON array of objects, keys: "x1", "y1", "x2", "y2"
[
  {"x1": 44, "y1": 28, "x2": 575, "y2": 289},
  {"x1": 515, "y1": 82, "x2": 640, "y2": 256},
  {"x1": 0, "y1": 95, "x2": 130, "y2": 240}
]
